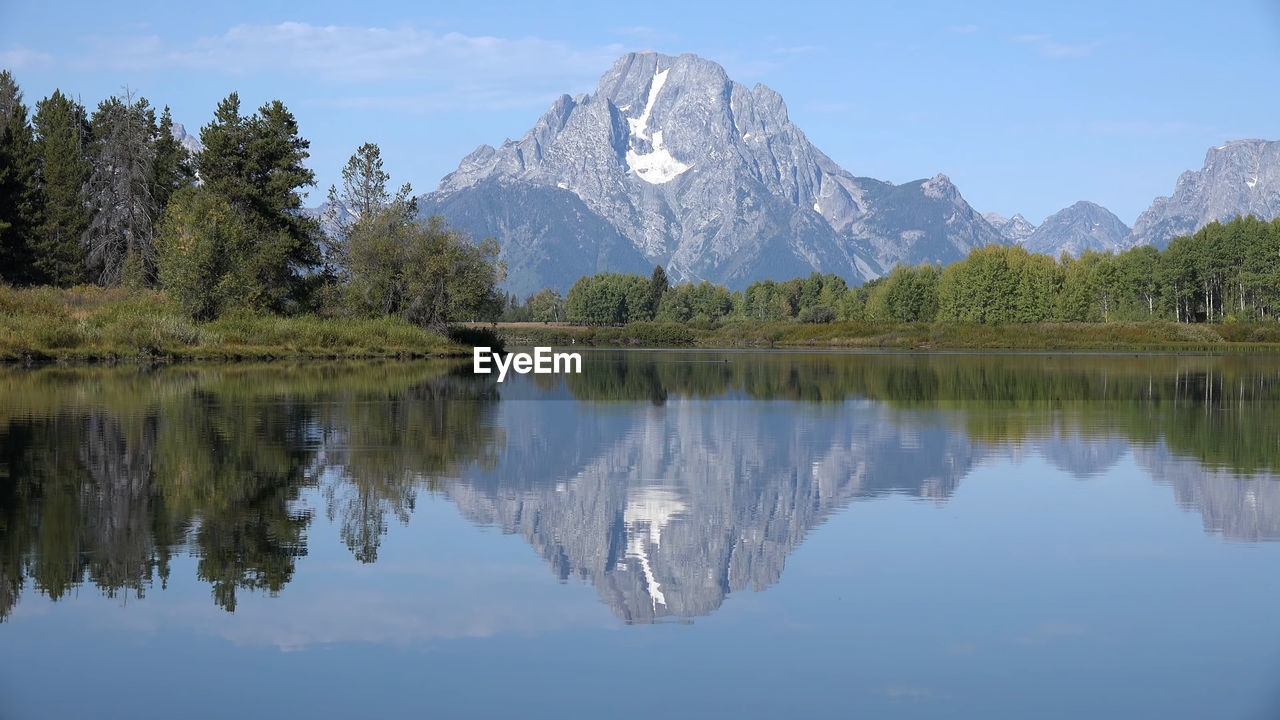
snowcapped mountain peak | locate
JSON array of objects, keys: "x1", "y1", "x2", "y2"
[{"x1": 421, "y1": 51, "x2": 1003, "y2": 295}]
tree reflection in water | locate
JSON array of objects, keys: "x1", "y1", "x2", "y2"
[{"x1": 0, "y1": 352, "x2": 1277, "y2": 622}]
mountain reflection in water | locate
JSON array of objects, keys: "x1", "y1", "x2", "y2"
[{"x1": 1, "y1": 351, "x2": 1278, "y2": 624}]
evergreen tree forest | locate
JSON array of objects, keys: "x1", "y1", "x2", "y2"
[
  {"x1": 543, "y1": 217, "x2": 1280, "y2": 328},
  {"x1": 0, "y1": 71, "x2": 504, "y2": 330}
]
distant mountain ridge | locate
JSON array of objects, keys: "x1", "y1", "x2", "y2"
[
  {"x1": 1023, "y1": 201, "x2": 1131, "y2": 256},
  {"x1": 417, "y1": 51, "x2": 1004, "y2": 295},
  {"x1": 983, "y1": 212, "x2": 1036, "y2": 244},
  {"x1": 292, "y1": 51, "x2": 1280, "y2": 291},
  {"x1": 170, "y1": 122, "x2": 202, "y2": 155},
  {"x1": 1129, "y1": 139, "x2": 1280, "y2": 248}
]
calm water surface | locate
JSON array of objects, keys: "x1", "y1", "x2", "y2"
[{"x1": 1, "y1": 351, "x2": 1279, "y2": 719}]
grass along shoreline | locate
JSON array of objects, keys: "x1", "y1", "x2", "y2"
[
  {"x1": 6, "y1": 286, "x2": 1280, "y2": 364},
  {"x1": 490, "y1": 319, "x2": 1280, "y2": 353},
  {"x1": 0, "y1": 286, "x2": 468, "y2": 363}
]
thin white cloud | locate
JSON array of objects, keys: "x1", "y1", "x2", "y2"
[
  {"x1": 0, "y1": 47, "x2": 54, "y2": 70},
  {"x1": 1013, "y1": 33, "x2": 1098, "y2": 59},
  {"x1": 69, "y1": 22, "x2": 625, "y2": 111},
  {"x1": 317, "y1": 89, "x2": 573, "y2": 114},
  {"x1": 97, "y1": 23, "x2": 623, "y2": 81}
]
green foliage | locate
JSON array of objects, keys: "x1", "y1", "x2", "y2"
[
  {"x1": 155, "y1": 186, "x2": 252, "y2": 320},
  {"x1": 190, "y1": 93, "x2": 322, "y2": 314},
  {"x1": 330, "y1": 142, "x2": 397, "y2": 221},
  {"x1": 656, "y1": 281, "x2": 732, "y2": 323},
  {"x1": 0, "y1": 285, "x2": 464, "y2": 361},
  {"x1": 516, "y1": 215, "x2": 1280, "y2": 333},
  {"x1": 152, "y1": 106, "x2": 194, "y2": 212},
  {"x1": 329, "y1": 143, "x2": 504, "y2": 330},
  {"x1": 866, "y1": 264, "x2": 939, "y2": 322},
  {"x1": 398, "y1": 217, "x2": 505, "y2": 329},
  {"x1": 0, "y1": 71, "x2": 41, "y2": 285},
  {"x1": 446, "y1": 325, "x2": 505, "y2": 353},
  {"x1": 593, "y1": 321, "x2": 695, "y2": 345},
  {"x1": 741, "y1": 279, "x2": 786, "y2": 321},
  {"x1": 527, "y1": 288, "x2": 565, "y2": 323},
  {"x1": 31, "y1": 89, "x2": 91, "y2": 286},
  {"x1": 649, "y1": 265, "x2": 669, "y2": 316},
  {"x1": 838, "y1": 279, "x2": 876, "y2": 321},
  {"x1": 938, "y1": 245, "x2": 1027, "y2": 323},
  {"x1": 565, "y1": 272, "x2": 656, "y2": 325},
  {"x1": 343, "y1": 202, "x2": 416, "y2": 317},
  {"x1": 797, "y1": 305, "x2": 836, "y2": 323}
]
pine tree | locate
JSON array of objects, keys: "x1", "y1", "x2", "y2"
[
  {"x1": 327, "y1": 141, "x2": 413, "y2": 274},
  {"x1": 648, "y1": 264, "x2": 668, "y2": 318},
  {"x1": 174, "y1": 93, "x2": 321, "y2": 313},
  {"x1": 83, "y1": 91, "x2": 160, "y2": 286},
  {"x1": 152, "y1": 106, "x2": 194, "y2": 214},
  {"x1": 331, "y1": 142, "x2": 396, "y2": 220},
  {"x1": 0, "y1": 70, "x2": 41, "y2": 284},
  {"x1": 32, "y1": 89, "x2": 91, "y2": 286}
]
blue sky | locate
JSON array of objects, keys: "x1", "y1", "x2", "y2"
[{"x1": 3, "y1": 0, "x2": 1278, "y2": 224}]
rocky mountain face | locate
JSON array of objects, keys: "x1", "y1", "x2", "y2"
[
  {"x1": 389, "y1": 49, "x2": 1280, "y2": 285},
  {"x1": 1023, "y1": 201, "x2": 1131, "y2": 256},
  {"x1": 983, "y1": 212, "x2": 1036, "y2": 244},
  {"x1": 419, "y1": 51, "x2": 1003, "y2": 295},
  {"x1": 170, "y1": 122, "x2": 202, "y2": 155},
  {"x1": 1129, "y1": 139, "x2": 1280, "y2": 248}
]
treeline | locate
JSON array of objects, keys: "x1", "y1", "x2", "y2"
[
  {"x1": 520, "y1": 215, "x2": 1280, "y2": 327},
  {"x1": 0, "y1": 70, "x2": 503, "y2": 329}
]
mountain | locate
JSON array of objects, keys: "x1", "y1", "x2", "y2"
[
  {"x1": 299, "y1": 199, "x2": 354, "y2": 261},
  {"x1": 1129, "y1": 139, "x2": 1280, "y2": 248},
  {"x1": 170, "y1": 121, "x2": 202, "y2": 155},
  {"x1": 1023, "y1": 201, "x2": 1131, "y2": 256},
  {"x1": 983, "y1": 212, "x2": 1036, "y2": 244},
  {"x1": 419, "y1": 51, "x2": 1003, "y2": 295}
]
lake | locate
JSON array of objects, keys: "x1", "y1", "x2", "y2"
[{"x1": 1, "y1": 350, "x2": 1279, "y2": 719}]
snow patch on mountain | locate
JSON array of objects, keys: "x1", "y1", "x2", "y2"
[{"x1": 624, "y1": 67, "x2": 691, "y2": 184}]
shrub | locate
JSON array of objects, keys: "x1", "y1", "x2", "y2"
[
  {"x1": 448, "y1": 325, "x2": 506, "y2": 353},
  {"x1": 797, "y1": 305, "x2": 836, "y2": 324}
]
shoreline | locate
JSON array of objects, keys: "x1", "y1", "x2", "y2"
[
  {"x1": 489, "y1": 320, "x2": 1280, "y2": 354},
  {"x1": 7, "y1": 320, "x2": 1279, "y2": 366},
  {"x1": 6, "y1": 284, "x2": 1280, "y2": 365},
  {"x1": 0, "y1": 286, "x2": 471, "y2": 366}
]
